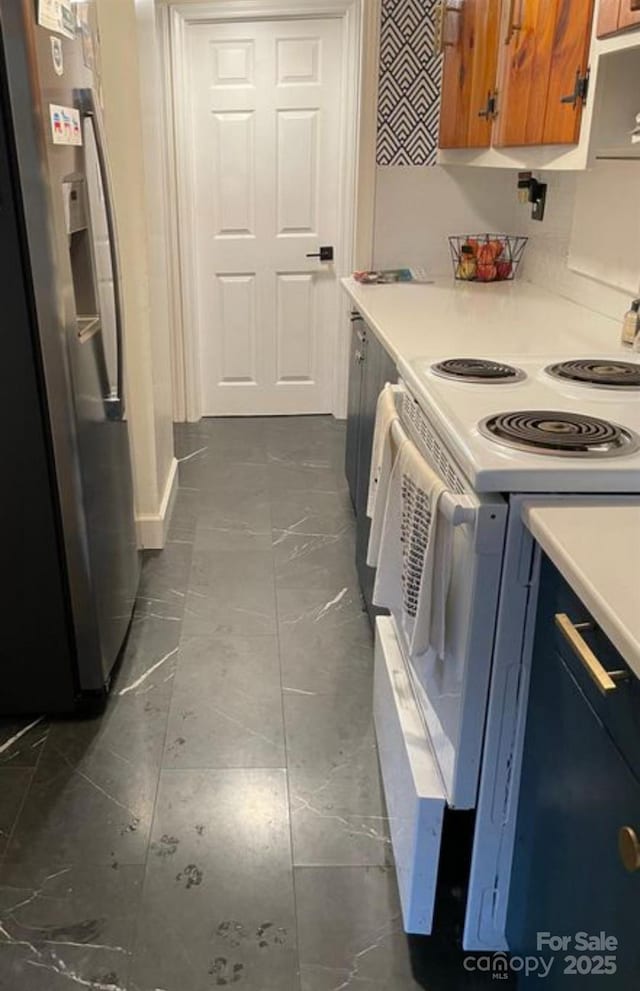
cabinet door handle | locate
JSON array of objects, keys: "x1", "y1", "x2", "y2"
[
  {"x1": 478, "y1": 91, "x2": 498, "y2": 119},
  {"x1": 555, "y1": 614, "x2": 628, "y2": 695},
  {"x1": 505, "y1": 0, "x2": 523, "y2": 44},
  {"x1": 560, "y1": 68, "x2": 590, "y2": 106},
  {"x1": 619, "y1": 827, "x2": 640, "y2": 872},
  {"x1": 436, "y1": 0, "x2": 463, "y2": 53}
]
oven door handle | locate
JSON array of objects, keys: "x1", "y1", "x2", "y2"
[{"x1": 440, "y1": 491, "x2": 476, "y2": 526}]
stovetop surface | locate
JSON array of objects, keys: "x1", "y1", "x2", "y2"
[{"x1": 399, "y1": 354, "x2": 640, "y2": 493}]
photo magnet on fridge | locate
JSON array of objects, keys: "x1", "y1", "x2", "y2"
[
  {"x1": 38, "y1": 0, "x2": 75, "y2": 39},
  {"x1": 50, "y1": 36, "x2": 64, "y2": 76},
  {"x1": 49, "y1": 105, "x2": 82, "y2": 147}
]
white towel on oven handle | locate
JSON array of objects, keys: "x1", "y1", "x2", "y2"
[
  {"x1": 373, "y1": 423, "x2": 453, "y2": 659},
  {"x1": 366, "y1": 383, "x2": 402, "y2": 568}
]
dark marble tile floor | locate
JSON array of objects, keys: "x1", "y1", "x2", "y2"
[{"x1": 0, "y1": 416, "x2": 505, "y2": 990}]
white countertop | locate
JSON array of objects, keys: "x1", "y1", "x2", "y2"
[
  {"x1": 342, "y1": 276, "x2": 624, "y2": 364},
  {"x1": 523, "y1": 501, "x2": 640, "y2": 678}
]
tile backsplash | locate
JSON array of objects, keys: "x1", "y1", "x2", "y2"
[{"x1": 515, "y1": 165, "x2": 640, "y2": 322}]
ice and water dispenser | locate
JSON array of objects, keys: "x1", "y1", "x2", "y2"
[{"x1": 63, "y1": 174, "x2": 101, "y2": 344}]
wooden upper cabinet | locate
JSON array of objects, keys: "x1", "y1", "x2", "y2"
[
  {"x1": 438, "y1": 0, "x2": 502, "y2": 149},
  {"x1": 494, "y1": 0, "x2": 595, "y2": 147},
  {"x1": 597, "y1": 0, "x2": 622, "y2": 36},
  {"x1": 618, "y1": 0, "x2": 640, "y2": 29},
  {"x1": 598, "y1": 0, "x2": 640, "y2": 35},
  {"x1": 543, "y1": 0, "x2": 595, "y2": 143}
]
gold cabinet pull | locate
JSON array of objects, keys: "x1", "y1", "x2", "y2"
[
  {"x1": 554, "y1": 613, "x2": 628, "y2": 695},
  {"x1": 619, "y1": 827, "x2": 640, "y2": 873}
]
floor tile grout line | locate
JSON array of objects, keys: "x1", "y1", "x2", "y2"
[
  {"x1": 270, "y1": 480, "x2": 304, "y2": 991},
  {"x1": 0, "y1": 711, "x2": 54, "y2": 867},
  {"x1": 0, "y1": 765, "x2": 36, "y2": 870},
  {"x1": 155, "y1": 764, "x2": 288, "y2": 773},
  {"x1": 125, "y1": 507, "x2": 195, "y2": 982}
]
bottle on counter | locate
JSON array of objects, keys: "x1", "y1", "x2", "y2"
[{"x1": 621, "y1": 298, "x2": 640, "y2": 347}]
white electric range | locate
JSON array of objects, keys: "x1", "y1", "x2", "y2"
[
  {"x1": 403, "y1": 355, "x2": 640, "y2": 492},
  {"x1": 374, "y1": 353, "x2": 640, "y2": 949}
]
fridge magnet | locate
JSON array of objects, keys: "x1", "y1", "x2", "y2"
[
  {"x1": 49, "y1": 104, "x2": 82, "y2": 147},
  {"x1": 50, "y1": 36, "x2": 64, "y2": 76},
  {"x1": 75, "y1": 3, "x2": 96, "y2": 72},
  {"x1": 38, "y1": 0, "x2": 75, "y2": 40}
]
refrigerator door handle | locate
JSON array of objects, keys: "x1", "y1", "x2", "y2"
[{"x1": 78, "y1": 88, "x2": 125, "y2": 421}]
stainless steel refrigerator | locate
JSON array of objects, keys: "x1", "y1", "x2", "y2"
[{"x1": 0, "y1": 1, "x2": 139, "y2": 713}]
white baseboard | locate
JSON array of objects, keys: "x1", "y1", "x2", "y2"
[{"x1": 135, "y1": 457, "x2": 179, "y2": 549}]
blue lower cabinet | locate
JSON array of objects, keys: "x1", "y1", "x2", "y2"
[
  {"x1": 507, "y1": 555, "x2": 640, "y2": 987},
  {"x1": 344, "y1": 311, "x2": 396, "y2": 621},
  {"x1": 345, "y1": 316, "x2": 365, "y2": 509}
]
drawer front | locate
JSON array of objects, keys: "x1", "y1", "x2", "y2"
[
  {"x1": 373, "y1": 617, "x2": 446, "y2": 934},
  {"x1": 537, "y1": 554, "x2": 640, "y2": 775}
]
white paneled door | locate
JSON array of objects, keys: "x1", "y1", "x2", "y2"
[{"x1": 188, "y1": 18, "x2": 344, "y2": 416}]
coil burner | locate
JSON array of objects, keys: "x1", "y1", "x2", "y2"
[
  {"x1": 478, "y1": 410, "x2": 640, "y2": 458},
  {"x1": 431, "y1": 359, "x2": 526, "y2": 384},
  {"x1": 545, "y1": 359, "x2": 640, "y2": 390}
]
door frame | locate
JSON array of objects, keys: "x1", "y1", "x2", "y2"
[{"x1": 158, "y1": 0, "x2": 379, "y2": 421}]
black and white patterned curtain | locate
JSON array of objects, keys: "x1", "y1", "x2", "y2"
[{"x1": 376, "y1": 0, "x2": 442, "y2": 166}]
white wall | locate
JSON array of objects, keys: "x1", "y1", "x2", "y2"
[
  {"x1": 96, "y1": 0, "x2": 177, "y2": 548},
  {"x1": 372, "y1": 165, "x2": 516, "y2": 274},
  {"x1": 135, "y1": 0, "x2": 175, "y2": 497}
]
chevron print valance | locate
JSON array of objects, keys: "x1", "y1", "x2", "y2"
[{"x1": 377, "y1": 0, "x2": 442, "y2": 166}]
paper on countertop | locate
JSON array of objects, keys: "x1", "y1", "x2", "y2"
[{"x1": 353, "y1": 268, "x2": 433, "y2": 285}]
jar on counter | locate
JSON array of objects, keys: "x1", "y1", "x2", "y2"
[
  {"x1": 456, "y1": 245, "x2": 477, "y2": 281},
  {"x1": 621, "y1": 298, "x2": 640, "y2": 347}
]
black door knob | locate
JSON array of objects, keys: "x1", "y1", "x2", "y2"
[{"x1": 306, "y1": 246, "x2": 334, "y2": 262}]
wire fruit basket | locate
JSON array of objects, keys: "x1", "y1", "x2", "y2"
[{"x1": 448, "y1": 234, "x2": 528, "y2": 283}]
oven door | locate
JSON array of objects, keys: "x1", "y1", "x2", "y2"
[
  {"x1": 374, "y1": 616, "x2": 446, "y2": 934},
  {"x1": 391, "y1": 386, "x2": 508, "y2": 809}
]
